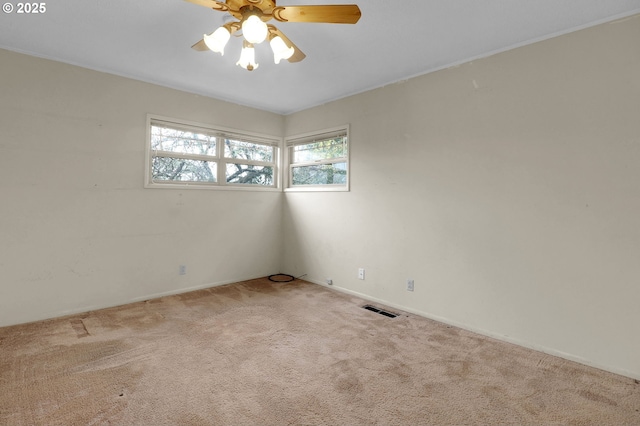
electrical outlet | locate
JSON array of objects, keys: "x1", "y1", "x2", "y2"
[
  {"x1": 179, "y1": 265, "x2": 186, "y2": 275},
  {"x1": 358, "y1": 268, "x2": 365, "y2": 280},
  {"x1": 326, "y1": 278, "x2": 333, "y2": 285},
  {"x1": 407, "y1": 279, "x2": 414, "y2": 292}
]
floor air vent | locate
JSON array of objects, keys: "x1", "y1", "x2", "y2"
[{"x1": 363, "y1": 305, "x2": 398, "y2": 318}]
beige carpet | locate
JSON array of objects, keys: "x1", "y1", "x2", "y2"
[{"x1": 1, "y1": 278, "x2": 638, "y2": 425}]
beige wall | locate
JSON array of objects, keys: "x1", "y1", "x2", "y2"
[
  {"x1": 283, "y1": 14, "x2": 640, "y2": 378},
  {"x1": 0, "y1": 49, "x2": 284, "y2": 326}
]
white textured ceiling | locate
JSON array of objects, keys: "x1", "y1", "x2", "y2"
[{"x1": 1, "y1": 1, "x2": 639, "y2": 114}]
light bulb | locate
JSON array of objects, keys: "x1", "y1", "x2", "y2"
[
  {"x1": 242, "y1": 15, "x2": 268, "y2": 44},
  {"x1": 236, "y1": 42, "x2": 259, "y2": 71},
  {"x1": 269, "y1": 35, "x2": 294, "y2": 64},
  {"x1": 203, "y1": 26, "x2": 231, "y2": 55}
]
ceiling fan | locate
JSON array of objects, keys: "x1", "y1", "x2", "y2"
[{"x1": 185, "y1": 0, "x2": 361, "y2": 71}]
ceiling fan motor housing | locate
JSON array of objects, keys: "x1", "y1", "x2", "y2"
[{"x1": 228, "y1": 0, "x2": 277, "y2": 21}]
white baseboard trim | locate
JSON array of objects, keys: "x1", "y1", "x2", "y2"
[
  {"x1": 125, "y1": 276, "x2": 263, "y2": 305},
  {"x1": 6, "y1": 275, "x2": 265, "y2": 327}
]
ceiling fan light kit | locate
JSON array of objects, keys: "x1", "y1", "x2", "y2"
[
  {"x1": 186, "y1": 0, "x2": 361, "y2": 71},
  {"x1": 269, "y1": 34, "x2": 294, "y2": 64},
  {"x1": 203, "y1": 25, "x2": 232, "y2": 54},
  {"x1": 242, "y1": 14, "x2": 269, "y2": 44},
  {"x1": 236, "y1": 40, "x2": 259, "y2": 70}
]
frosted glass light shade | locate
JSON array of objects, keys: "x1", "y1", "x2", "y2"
[
  {"x1": 203, "y1": 26, "x2": 231, "y2": 55},
  {"x1": 236, "y1": 42, "x2": 259, "y2": 71},
  {"x1": 270, "y1": 36, "x2": 294, "y2": 64},
  {"x1": 242, "y1": 15, "x2": 268, "y2": 44}
]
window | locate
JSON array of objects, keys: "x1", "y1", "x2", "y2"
[
  {"x1": 285, "y1": 125, "x2": 349, "y2": 191},
  {"x1": 146, "y1": 116, "x2": 280, "y2": 190}
]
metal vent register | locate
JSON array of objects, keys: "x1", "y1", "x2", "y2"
[{"x1": 362, "y1": 305, "x2": 398, "y2": 318}]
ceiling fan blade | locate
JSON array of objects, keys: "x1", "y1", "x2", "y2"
[
  {"x1": 268, "y1": 25, "x2": 306, "y2": 63},
  {"x1": 191, "y1": 39, "x2": 209, "y2": 51},
  {"x1": 183, "y1": 0, "x2": 229, "y2": 12},
  {"x1": 272, "y1": 5, "x2": 361, "y2": 24}
]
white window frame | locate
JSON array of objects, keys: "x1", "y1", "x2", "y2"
[
  {"x1": 145, "y1": 114, "x2": 281, "y2": 191},
  {"x1": 284, "y1": 125, "x2": 350, "y2": 192}
]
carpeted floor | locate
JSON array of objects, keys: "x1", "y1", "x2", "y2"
[{"x1": 1, "y1": 278, "x2": 639, "y2": 425}]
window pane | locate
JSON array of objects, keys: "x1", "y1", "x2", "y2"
[
  {"x1": 226, "y1": 163, "x2": 274, "y2": 186},
  {"x1": 292, "y1": 162, "x2": 347, "y2": 185},
  {"x1": 152, "y1": 156, "x2": 217, "y2": 182},
  {"x1": 292, "y1": 137, "x2": 347, "y2": 163},
  {"x1": 148, "y1": 118, "x2": 281, "y2": 190},
  {"x1": 151, "y1": 125, "x2": 216, "y2": 156},
  {"x1": 224, "y1": 139, "x2": 273, "y2": 162}
]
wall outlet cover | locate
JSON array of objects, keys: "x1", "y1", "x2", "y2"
[{"x1": 407, "y1": 279, "x2": 414, "y2": 291}]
